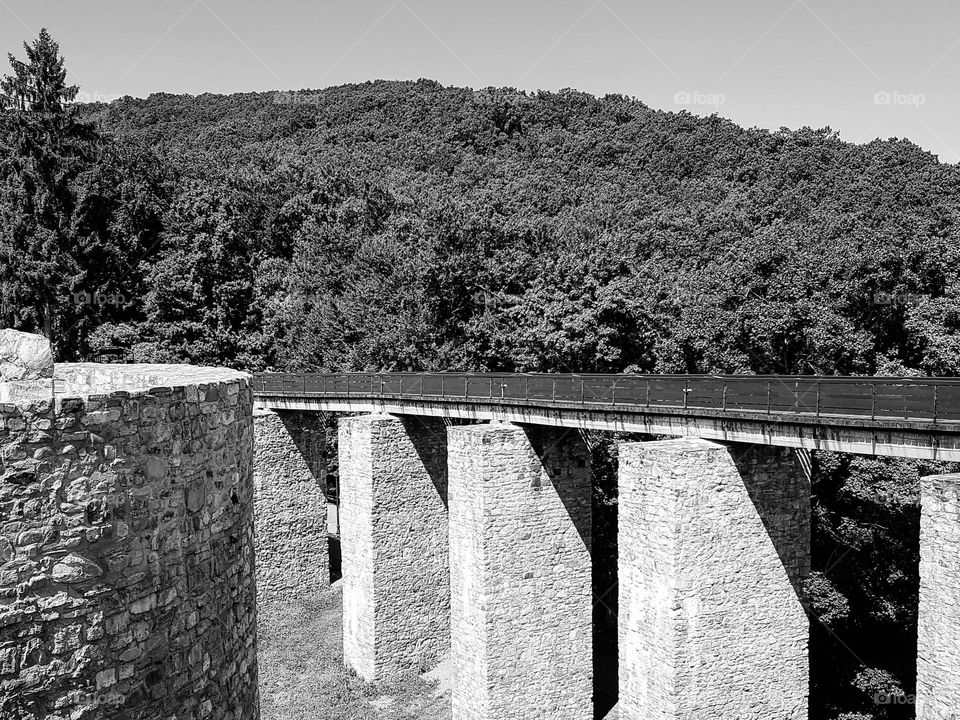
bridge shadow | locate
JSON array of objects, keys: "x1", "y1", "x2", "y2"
[
  {"x1": 277, "y1": 410, "x2": 329, "y2": 488},
  {"x1": 523, "y1": 425, "x2": 592, "y2": 548},
  {"x1": 523, "y1": 425, "x2": 618, "y2": 718},
  {"x1": 730, "y1": 444, "x2": 810, "y2": 598},
  {"x1": 277, "y1": 410, "x2": 337, "y2": 582},
  {"x1": 399, "y1": 416, "x2": 449, "y2": 508}
]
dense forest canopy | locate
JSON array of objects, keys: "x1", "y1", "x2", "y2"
[
  {"x1": 70, "y1": 81, "x2": 960, "y2": 379},
  {"x1": 2, "y1": 30, "x2": 959, "y2": 720}
]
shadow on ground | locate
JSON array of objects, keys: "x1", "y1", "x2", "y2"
[
  {"x1": 258, "y1": 583, "x2": 618, "y2": 719},
  {"x1": 257, "y1": 583, "x2": 451, "y2": 720}
]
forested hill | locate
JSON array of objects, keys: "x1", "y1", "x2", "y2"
[
  {"x1": 7, "y1": 68, "x2": 955, "y2": 718},
  {"x1": 73, "y1": 80, "x2": 959, "y2": 378}
]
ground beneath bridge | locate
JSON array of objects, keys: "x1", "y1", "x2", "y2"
[{"x1": 257, "y1": 583, "x2": 616, "y2": 719}]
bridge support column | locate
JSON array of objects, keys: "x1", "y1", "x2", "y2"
[
  {"x1": 253, "y1": 409, "x2": 329, "y2": 608},
  {"x1": 448, "y1": 423, "x2": 592, "y2": 720},
  {"x1": 338, "y1": 413, "x2": 449, "y2": 681},
  {"x1": 618, "y1": 439, "x2": 809, "y2": 720},
  {"x1": 918, "y1": 472, "x2": 960, "y2": 718}
]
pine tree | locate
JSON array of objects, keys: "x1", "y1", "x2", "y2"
[
  {"x1": 0, "y1": 29, "x2": 155, "y2": 358},
  {"x1": 0, "y1": 28, "x2": 78, "y2": 112}
]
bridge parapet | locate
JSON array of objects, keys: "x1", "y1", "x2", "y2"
[
  {"x1": 253, "y1": 372, "x2": 960, "y2": 423},
  {"x1": 253, "y1": 373, "x2": 960, "y2": 461}
]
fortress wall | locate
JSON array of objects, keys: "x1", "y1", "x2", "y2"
[{"x1": 0, "y1": 364, "x2": 259, "y2": 720}]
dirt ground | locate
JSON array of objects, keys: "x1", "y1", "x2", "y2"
[{"x1": 257, "y1": 583, "x2": 617, "y2": 720}]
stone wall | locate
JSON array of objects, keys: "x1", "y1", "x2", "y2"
[
  {"x1": 338, "y1": 414, "x2": 450, "y2": 682},
  {"x1": 917, "y1": 472, "x2": 960, "y2": 719},
  {"x1": 448, "y1": 423, "x2": 592, "y2": 720},
  {"x1": 252, "y1": 410, "x2": 329, "y2": 608},
  {"x1": 618, "y1": 438, "x2": 809, "y2": 720},
  {"x1": 0, "y1": 363, "x2": 259, "y2": 720}
]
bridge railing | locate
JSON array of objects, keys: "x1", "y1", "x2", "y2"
[{"x1": 251, "y1": 373, "x2": 960, "y2": 424}]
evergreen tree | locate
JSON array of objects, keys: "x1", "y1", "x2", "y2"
[
  {"x1": 0, "y1": 28, "x2": 78, "y2": 112},
  {"x1": 0, "y1": 29, "x2": 157, "y2": 358}
]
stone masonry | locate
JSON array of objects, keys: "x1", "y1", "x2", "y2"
[
  {"x1": 338, "y1": 413, "x2": 449, "y2": 681},
  {"x1": 618, "y1": 438, "x2": 809, "y2": 720},
  {"x1": 917, "y1": 472, "x2": 960, "y2": 719},
  {"x1": 447, "y1": 423, "x2": 592, "y2": 720},
  {"x1": 253, "y1": 409, "x2": 328, "y2": 608},
  {"x1": 0, "y1": 362, "x2": 259, "y2": 720}
]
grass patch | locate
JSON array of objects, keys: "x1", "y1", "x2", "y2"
[{"x1": 257, "y1": 585, "x2": 451, "y2": 720}]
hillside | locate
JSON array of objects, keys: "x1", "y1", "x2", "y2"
[
  {"x1": 8, "y1": 79, "x2": 959, "y2": 719},
  {"x1": 79, "y1": 81, "x2": 960, "y2": 378}
]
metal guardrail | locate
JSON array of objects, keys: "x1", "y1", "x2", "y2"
[{"x1": 250, "y1": 372, "x2": 960, "y2": 424}]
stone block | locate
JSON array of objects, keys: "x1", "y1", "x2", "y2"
[
  {"x1": 917, "y1": 472, "x2": 960, "y2": 719},
  {"x1": 339, "y1": 413, "x2": 449, "y2": 682},
  {"x1": 448, "y1": 422, "x2": 592, "y2": 720},
  {"x1": 618, "y1": 438, "x2": 809, "y2": 720},
  {"x1": 0, "y1": 330, "x2": 53, "y2": 381},
  {"x1": 252, "y1": 410, "x2": 329, "y2": 608}
]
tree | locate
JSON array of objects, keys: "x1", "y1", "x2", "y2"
[
  {"x1": 0, "y1": 29, "x2": 156, "y2": 358},
  {"x1": 0, "y1": 28, "x2": 78, "y2": 112}
]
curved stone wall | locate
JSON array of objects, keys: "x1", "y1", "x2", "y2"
[{"x1": 0, "y1": 363, "x2": 259, "y2": 720}]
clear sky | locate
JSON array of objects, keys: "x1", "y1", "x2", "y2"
[{"x1": 1, "y1": 0, "x2": 959, "y2": 162}]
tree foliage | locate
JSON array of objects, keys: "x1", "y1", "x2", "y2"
[
  {"x1": 0, "y1": 29, "x2": 163, "y2": 356},
  {"x1": 76, "y1": 81, "x2": 960, "y2": 720},
  {"x1": 2, "y1": 40, "x2": 959, "y2": 717}
]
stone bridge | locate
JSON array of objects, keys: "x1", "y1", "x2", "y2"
[
  {"x1": 1, "y1": 347, "x2": 958, "y2": 720},
  {"x1": 252, "y1": 372, "x2": 960, "y2": 720}
]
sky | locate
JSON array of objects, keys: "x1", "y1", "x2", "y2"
[{"x1": 1, "y1": 0, "x2": 959, "y2": 162}]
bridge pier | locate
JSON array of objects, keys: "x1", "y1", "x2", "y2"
[
  {"x1": 338, "y1": 413, "x2": 450, "y2": 681},
  {"x1": 252, "y1": 409, "x2": 330, "y2": 608},
  {"x1": 618, "y1": 439, "x2": 809, "y2": 720},
  {"x1": 917, "y1": 472, "x2": 960, "y2": 719},
  {"x1": 447, "y1": 423, "x2": 592, "y2": 720}
]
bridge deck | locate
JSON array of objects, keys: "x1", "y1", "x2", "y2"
[{"x1": 252, "y1": 373, "x2": 960, "y2": 461}]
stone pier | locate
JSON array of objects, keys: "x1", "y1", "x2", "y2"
[
  {"x1": 618, "y1": 438, "x2": 809, "y2": 720},
  {"x1": 447, "y1": 423, "x2": 592, "y2": 720},
  {"x1": 917, "y1": 472, "x2": 960, "y2": 719},
  {"x1": 252, "y1": 409, "x2": 330, "y2": 608},
  {"x1": 338, "y1": 413, "x2": 450, "y2": 681}
]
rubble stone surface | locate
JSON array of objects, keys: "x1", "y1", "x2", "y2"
[
  {"x1": 447, "y1": 422, "x2": 592, "y2": 720},
  {"x1": 339, "y1": 413, "x2": 450, "y2": 682},
  {"x1": 917, "y1": 472, "x2": 960, "y2": 719},
  {"x1": 0, "y1": 363, "x2": 259, "y2": 720}
]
